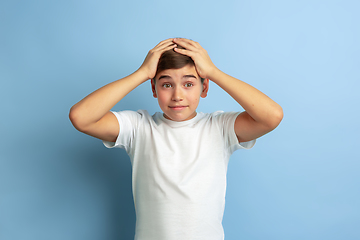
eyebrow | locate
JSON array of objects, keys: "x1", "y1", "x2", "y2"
[
  {"x1": 157, "y1": 74, "x2": 198, "y2": 81},
  {"x1": 183, "y1": 74, "x2": 197, "y2": 79},
  {"x1": 158, "y1": 75, "x2": 171, "y2": 81}
]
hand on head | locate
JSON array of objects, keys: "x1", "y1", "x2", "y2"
[
  {"x1": 173, "y1": 38, "x2": 217, "y2": 80},
  {"x1": 139, "y1": 38, "x2": 177, "y2": 80},
  {"x1": 139, "y1": 38, "x2": 217, "y2": 81}
]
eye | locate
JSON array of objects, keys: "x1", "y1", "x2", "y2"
[
  {"x1": 185, "y1": 83, "x2": 193, "y2": 87},
  {"x1": 162, "y1": 83, "x2": 172, "y2": 88}
]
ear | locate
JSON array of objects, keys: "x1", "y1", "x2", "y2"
[
  {"x1": 151, "y1": 79, "x2": 157, "y2": 98},
  {"x1": 200, "y1": 78, "x2": 209, "y2": 98}
]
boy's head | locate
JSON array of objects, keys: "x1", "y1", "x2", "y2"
[
  {"x1": 151, "y1": 46, "x2": 209, "y2": 122},
  {"x1": 153, "y1": 45, "x2": 205, "y2": 83}
]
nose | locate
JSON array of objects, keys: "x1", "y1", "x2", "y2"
[{"x1": 171, "y1": 86, "x2": 183, "y2": 101}]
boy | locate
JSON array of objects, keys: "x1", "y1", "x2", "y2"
[{"x1": 69, "y1": 38, "x2": 283, "y2": 240}]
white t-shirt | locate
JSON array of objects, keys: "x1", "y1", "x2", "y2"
[{"x1": 104, "y1": 110, "x2": 255, "y2": 240}]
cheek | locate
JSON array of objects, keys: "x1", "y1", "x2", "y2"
[
  {"x1": 188, "y1": 89, "x2": 201, "y2": 103},
  {"x1": 192, "y1": 97, "x2": 200, "y2": 104},
  {"x1": 156, "y1": 91, "x2": 169, "y2": 104}
]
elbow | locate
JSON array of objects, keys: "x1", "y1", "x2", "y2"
[
  {"x1": 268, "y1": 105, "x2": 283, "y2": 130},
  {"x1": 69, "y1": 107, "x2": 87, "y2": 133},
  {"x1": 259, "y1": 104, "x2": 283, "y2": 131}
]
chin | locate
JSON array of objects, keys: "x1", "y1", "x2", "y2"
[
  {"x1": 164, "y1": 114, "x2": 184, "y2": 121},
  {"x1": 164, "y1": 112, "x2": 196, "y2": 122}
]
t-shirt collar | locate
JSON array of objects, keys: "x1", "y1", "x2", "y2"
[{"x1": 157, "y1": 112, "x2": 202, "y2": 128}]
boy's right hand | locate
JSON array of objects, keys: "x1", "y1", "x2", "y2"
[{"x1": 138, "y1": 38, "x2": 177, "y2": 80}]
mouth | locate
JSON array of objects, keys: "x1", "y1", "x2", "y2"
[{"x1": 169, "y1": 105, "x2": 188, "y2": 110}]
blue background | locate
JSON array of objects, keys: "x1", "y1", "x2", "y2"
[{"x1": 1, "y1": 0, "x2": 359, "y2": 239}]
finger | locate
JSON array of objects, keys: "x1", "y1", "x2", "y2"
[
  {"x1": 180, "y1": 38, "x2": 202, "y2": 50},
  {"x1": 155, "y1": 43, "x2": 175, "y2": 53},
  {"x1": 173, "y1": 38, "x2": 197, "y2": 51},
  {"x1": 173, "y1": 47, "x2": 194, "y2": 57},
  {"x1": 174, "y1": 38, "x2": 195, "y2": 49},
  {"x1": 175, "y1": 38, "x2": 197, "y2": 45},
  {"x1": 161, "y1": 43, "x2": 177, "y2": 52},
  {"x1": 178, "y1": 38, "x2": 204, "y2": 51},
  {"x1": 149, "y1": 44, "x2": 176, "y2": 59},
  {"x1": 157, "y1": 38, "x2": 174, "y2": 45},
  {"x1": 154, "y1": 38, "x2": 175, "y2": 49},
  {"x1": 149, "y1": 43, "x2": 174, "y2": 56}
]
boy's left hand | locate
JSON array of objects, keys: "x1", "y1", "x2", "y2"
[{"x1": 173, "y1": 38, "x2": 217, "y2": 79}]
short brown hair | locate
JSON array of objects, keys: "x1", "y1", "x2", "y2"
[{"x1": 154, "y1": 45, "x2": 205, "y2": 83}]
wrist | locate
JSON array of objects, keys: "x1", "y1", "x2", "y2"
[
  {"x1": 207, "y1": 66, "x2": 222, "y2": 82},
  {"x1": 134, "y1": 68, "x2": 152, "y2": 83}
]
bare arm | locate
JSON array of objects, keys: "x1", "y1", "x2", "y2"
[
  {"x1": 69, "y1": 39, "x2": 177, "y2": 142},
  {"x1": 206, "y1": 69, "x2": 283, "y2": 142},
  {"x1": 173, "y1": 38, "x2": 283, "y2": 142}
]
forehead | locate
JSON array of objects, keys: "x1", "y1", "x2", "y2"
[{"x1": 155, "y1": 65, "x2": 200, "y2": 81}]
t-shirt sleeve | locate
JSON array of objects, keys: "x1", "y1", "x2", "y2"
[
  {"x1": 102, "y1": 110, "x2": 142, "y2": 153},
  {"x1": 214, "y1": 111, "x2": 256, "y2": 154}
]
